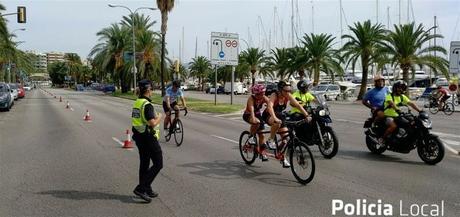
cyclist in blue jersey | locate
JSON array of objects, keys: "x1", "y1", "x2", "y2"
[{"x1": 163, "y1": 80, "x2": 187, "y2": 133}]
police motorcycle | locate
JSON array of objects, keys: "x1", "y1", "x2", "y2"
[
  {"x1": 363, "y1": 106, "x2": 444, "y2": 165},
  {"x1": 291, "y1": 93, "x2": 339, "y2": 159}
]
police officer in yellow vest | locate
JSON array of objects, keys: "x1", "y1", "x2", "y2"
[
  {"x1": 132, "y1": 79, "x2": 162, "y2": 203},
  {"x1": 290, "y1": 79, "x2": 317, "y2": 114}
]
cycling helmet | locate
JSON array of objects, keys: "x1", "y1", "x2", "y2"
[
  {"x1": 392, "y1": 80, "x2": 407, "y2": 93},
  {"x1": 277, "y1": 80, "x2": 290, "y2": 91},
  {"x1": 172, "y1": 80, "x2": 181, "y2": 88},
  {"x1": 251, "y1": 84, "x2": 266, "y2": 95},
  {"x1": 297, "y1": 79, "x2": 312, "y2": 91}
]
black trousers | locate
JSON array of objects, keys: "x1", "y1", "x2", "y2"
[{"x1": 132, "y1": 132, "x2": 163, "y2": 193}]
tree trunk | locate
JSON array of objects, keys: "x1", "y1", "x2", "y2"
[
  {"x1": 251, "y1": 70, "x2": 256, "y2": 86},
  {"x1": 298, "y1": 68, "x2": 305, "y2": 80},
  {"x1": 313, "y1": 65, "x2": 320, "y2": 86},
  {"x1": 199, "y1": 77, "x2": 203, "y2": 91},
  {"x1": 357, "y1": 56, "x2": 369, "y2": 100},
  {"x1": 160, "y1": 33, "x2": 166, "y2": 96},
  {"x1": 402, "y1": 65, "x2": 410, "y2": 96}
]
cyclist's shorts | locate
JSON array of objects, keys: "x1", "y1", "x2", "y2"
[
  {"x1": 163, "y1": 101, "x2": 178, "y2": 113},
  {"x1": 242, "y1": 113, "x2": 265, "y2": 131}
]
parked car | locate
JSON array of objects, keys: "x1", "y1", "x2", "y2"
[
  {"x1": 17, "y1": 84, "x2": 25, "y2": 98},
  {"x1": 180, "y1": 84, "x2": 188, "y2": 91},
  {"x1": 103, "y1": 84, "x2": 116, "y2": 93},
  {"x1": 75, "y1": 84, "x2": 85, "y2": 91},
  {"x1": 8, "y1": 83, "x2": 19, "y2": 100},
  {"x1": 0, "y1": 83, "x2": 14, "y2": 111},
  {"x1": 23, "y1": 84, "x2": 32, "y2": 91},
  {"x1": 312, "y1": 84, "x2": 341, "y2": 101},
  {"x1": 207, "y1": 86, "x2": 225, "y2": 94},
  {"x1": 265, "y1": 82, "x2": 278, "y2": 96},
  {"x1": 224, "y1": 82, "x2": 248, "y2": 95}
]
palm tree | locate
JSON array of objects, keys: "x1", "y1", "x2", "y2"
[
  {"x1": 301, "y1": 33, "x2": 343, "y2": 86},
  {"x1": 121, "y1": 13, "x2": 160, "y2": 81},
  {"x1": 240, "y1": 48, "x2": 267, "y2": 86},
  {"x1": 90, "y1": 24, "x2": 131, "y2": 92},
  {"x1": 235, "y1": 54, "x2": 250, "y2": 83},
  {"x1": 341, "y1": 20, "x2": 387, "y2": 100},
  {"x1": 287, "y1": 46, "x2": 311, "y2": 80},
  {"x1": 156, "y1": 0, "x2": 175, "y2": 96},
  {"x1": 189, "y1": 56, "x2": 211, "y2": 91},
  {"x1": 168, "y1": 60, "x2": 188, "y2": 81},
  {"x1": 382, "y1": 22, "x2": 449, "y2": 84},
  {"x1": 64, "y1": 53, "x2": 82, "y2": 87},
  {"x1": 268, "y1": 48, "x2": 290, "y2": 80}
]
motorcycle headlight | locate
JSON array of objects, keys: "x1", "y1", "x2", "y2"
[
  {"x1": 319, "y1": 109, "x2": 326, "y2": 116},
  {"x1": 421, "y1": 119, "x2": 432, "y2": 128}
]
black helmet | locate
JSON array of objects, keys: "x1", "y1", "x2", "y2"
[
  {"x1": 297, "y1": 79, "x2": 312, "y2": 91},
  {"x1": 172, "y1": 80, "x2": 181, "y2": 88},
  {"x1": 392, "y1": 80, "x2": 407, "y2": 93},
  {"x1": 138, "y1": 79, "x2": 152, "y2": 91},
  {"x1": 277, "y1": 80, "x2": 290, "y2": 91}
]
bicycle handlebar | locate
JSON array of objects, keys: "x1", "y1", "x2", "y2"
[{"x1": 170, "y1": 108, "x2": 188, "y2": 116}]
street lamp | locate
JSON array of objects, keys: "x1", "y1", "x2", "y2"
[
  {"x1": 8, "y1": 28, "x2": 26, "y2": 83},
  {"x1": 108, "y1": 4, "x2": 156, "y2": 94}
]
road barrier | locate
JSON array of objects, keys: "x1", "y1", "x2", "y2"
[
  {"x1": 123, "y1": 129, "x2": 134, "y2": 149},
  {"x1": 83, "y1": 110, "x2": 92, "y2": 122}
]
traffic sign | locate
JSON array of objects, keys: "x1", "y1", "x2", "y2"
[
  {"x1": 210, "y1": 32, "x2": 239, "y2": 66},
  {"x1": 449, "y1": 41, "x2": 460, "y2": 74}
]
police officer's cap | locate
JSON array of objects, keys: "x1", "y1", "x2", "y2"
[{"x1": 138, "y1": 79, "x2": 152, "y2": 91}]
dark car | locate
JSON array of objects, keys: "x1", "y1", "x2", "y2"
[
  {"x1": 265, "y1": 82, "x2": 278, "y2": 96},
  {"x1": 0, "y1": 83, "x2": 14, "y2": 111},
  {"x1": 103, "y1": 84, "x2": 116, "y2": 93},
  {"x1": 76, "y1": 84, "x2": 85, "y2": 91}
]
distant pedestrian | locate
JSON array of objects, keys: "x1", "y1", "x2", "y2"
[{"x1": 131, "y1": 79, "x2": 162, "y2": 203}]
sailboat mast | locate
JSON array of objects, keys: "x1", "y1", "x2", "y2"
[{"x1": 291, "y1": 0, "x2": 295, "y2": 47}]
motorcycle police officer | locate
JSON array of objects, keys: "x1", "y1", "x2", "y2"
[{"x1": 131, "y1": 79, "x2": 162, "y2": 203}]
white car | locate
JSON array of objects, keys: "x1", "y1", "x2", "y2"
[
  {"x1": 23, "y1": 85, "x2": 32, "y2": 91},
  {"x1": 8, "y1": 83, "x2": 19, "y2": 100},
  {"x1": 312, "y1": 84, "x2": 341, "y2": 101}
]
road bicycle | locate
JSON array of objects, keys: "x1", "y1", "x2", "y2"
[
  {"x1": 238, "y1": 116, "x2": 315, "y2": 185},
  {"x1": 165, "y1": 108, "x2": 188, "y2": 146},
  {"x1": 425, "y1": 96, "x2": 455, "y2": 115}
]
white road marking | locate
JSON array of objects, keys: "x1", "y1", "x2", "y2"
[
  {"x1": 443, "y1": 143, "x2": 460, "y2": 155},
  {"x1": 214, "y1": 112, "x2": 243, "y2": 117},
  {"x1": 442, "y1": 139, "x2": 460, "y2": 146},
  {"x1": 112, "y1": 137, "x2": 124, "y2": 147},
  {"x1": 335, "y1": 118, "x2": 362, "y2": 125},
  {"x1": 230, "y1": 117, "x2": 242, "y2": 120},
  {"x1": 211, "y1": 135, "x2": 239, "y2": 144},
  {"x1": 433, "y1": 131, "x2": 460, "y2": 139}
]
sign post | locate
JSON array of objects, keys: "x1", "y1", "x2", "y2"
[{"x1": 210, "y1": 32, "x2": 239, "y2": 105}]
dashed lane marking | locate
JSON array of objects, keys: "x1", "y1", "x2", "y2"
[{"x1": 211, "y1": 135, "x2": 239, "y2": 144}]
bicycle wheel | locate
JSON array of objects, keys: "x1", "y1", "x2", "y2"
[
  {"x1": 429, "y1": 104, "x2": 439, "y2": 114},
  {"x1": 289, "y1": 140, "x2": 315, "y2": 185},
  {"x1": 174, "y1": 119, "x2": 184, "y2": 146},
  {"x1": 443, "y1": 102, "x2": 455, "y2": 116},
  {"x1": 239, "y1": 131, "x2": 257, "y2": 165}
]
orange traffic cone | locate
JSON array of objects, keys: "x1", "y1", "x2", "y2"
[
  {"x1": 59, "y1": 96, "x2": 62, "y2": 102},
  {"x1": 83, "y1": 110, "x2": 92, "y2": 122},
  {"x1": 123, "y1": 129, "x2": 134, "y2": 149},
  {"x1": 66, "y1": 101, "x2": 70, "y2": 109}
]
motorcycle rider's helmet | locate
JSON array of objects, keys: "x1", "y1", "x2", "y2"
[
  {"x1": 392, "y1": 80, "x2": 407, "y2": 93},
  {"x1": 297, "y1": 79, "x2": 312, "y2": 92}
]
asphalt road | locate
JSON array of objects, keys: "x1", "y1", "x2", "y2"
[{"x1": 1, "y1": 88, "x2": 459, "y2": 217}]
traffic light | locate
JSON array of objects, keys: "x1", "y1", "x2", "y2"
[{"x1": 17, "y1": 6, "x2": 26, "y2": 23}]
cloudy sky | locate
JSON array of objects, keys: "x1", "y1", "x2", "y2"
[{"x1": 3, "y1": 0, "x2": 460, "y2": 63}]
